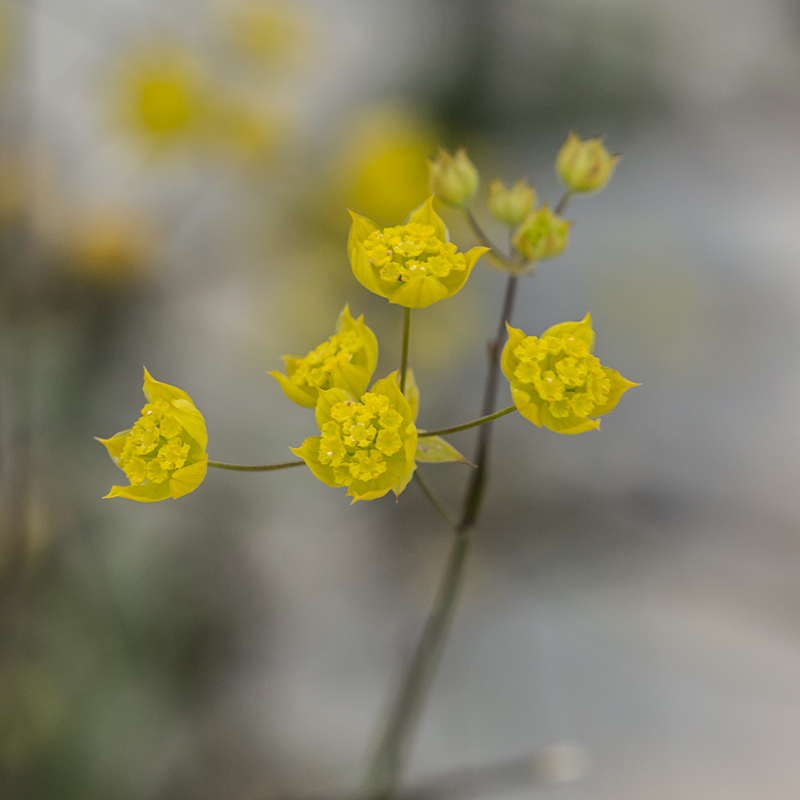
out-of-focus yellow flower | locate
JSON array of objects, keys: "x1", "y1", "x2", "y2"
[
  {"x1": 111, "y1": 45, "x2": 211, "y2": 152},
  {"x1": 512, "y1": 205, "x2": 572, "y2": 263},
  {"x1": 208, "y1": 94, "x2": 282, "y2": 161},
  {"x1": 97, "y1": 369, "x2": 208, "y2": 501},
  {"x1": 61, "y1": 211, "x2": 153, "y2": 287},
  {"x1": 348, "y1": 197, "x2": 489, "y2": 308},
  {"x1": 502, "y1": 314, "x2": 637, "y2": 434},
  {"x1": 219, "y1": 0, "x2": 307, "y2": 65},
  {"x1": 332, "y1": 105, "x2": 436, "y2": 226},
  {"x1": 488, "y1": 178, "x2": 535, "y2": 227},
  {"x1": 291, "y1": 372, "x2": 417, "y2": 502},
  {"x1": 428, "y1": 148, "x2": 479, "y2": 208},
  {"x1": 269, "y1": 305, "x2": 378, "y2": 407},
  {"x1": 556, "y1": 132, "x2": 619, "y2": 194}
]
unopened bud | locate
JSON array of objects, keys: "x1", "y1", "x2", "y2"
[
  {"x1": 556, "y1": 132, "x2": 619, "y2": 194},
  {"x1": 487, "y1": 178, "x2": 535, "y2": 227},
  {"x1": 428, "y1": 148, "x2": 479, "y2": 207},
  {"x1": 512, "y1": 205, "x2": 572, "y2": 262}
]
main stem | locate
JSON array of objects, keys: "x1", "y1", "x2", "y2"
[
  {"x1": 365, "y1": 274, "x2": 520, "y2": 800},
  {"x1": 400, "y1": 308, "x2": 411, "y2": 394}
]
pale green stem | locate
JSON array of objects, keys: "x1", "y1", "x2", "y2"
[
  {"x1": 207, "y1": 460, "x2": 304, "y2": 472},
  {"x1": 413, "y1": 471, "x2": 457, "y2": 530},
  {"x1": 365, "y1": 529, "x2": 472, "y2": 800},
  {"x1": 400, "y1": 307, "x2": 411, "y2": 394},
  {"x1": 421, "y1": 405, "x2": 516, "y2": 439}
]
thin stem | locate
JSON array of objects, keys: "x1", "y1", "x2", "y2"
[
  {"x1": 464, "y1": 207, "x2": 510, "y2": 264},
  {"x1": 365, "y1": 530, "x2": 472, "y2": 800},
  {"x1": 400, "y1": 307, "x2": 411, "y2": 394},
  {"x1": 413, "y1": 471, "x2": 457, "y2": 530},
  {"x1": 456, "y1": 274, "x2": 518, "y2": 533},
  {"x1": 421, "y1": 405, "x2": 515, "y2": 438},
  {"x1": 554, "y1": 190, "x2": 572, "y2": 216},
  {"x1": 208, "y1": 460, "x2": 304, "y2": 472}
]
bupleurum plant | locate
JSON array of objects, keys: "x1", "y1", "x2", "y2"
[{"x1": 98, "y1": 132, "x2": 635, "y2": 800}]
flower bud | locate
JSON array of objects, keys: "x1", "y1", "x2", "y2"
[
  {"x1": 487, "y1": 178, "x2": 535, "y2": 227},
  {"x1": 556, "y1": 132, "x2": 619, "y2": 194},
  {"x1": 512, "y1": 205, "x2": 572, "y2": 262},
  {"x1": 428, "y1": 148, "x2": 479, "y2": 207}
]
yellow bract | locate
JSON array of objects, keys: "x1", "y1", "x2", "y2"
[
  {"x1": 269, "y1": 305, "x2": 379, "y2": 407},
  {"x1": 348, "y1": 197, "x2": 489, "y2": 308},
  {"x1": 556, "y1": 132, "x2": 619, "y2": 194},
  {"x1": 502, "y1": 315, "x2": 637, "y2": 434},
  {"x1": 291, "y1": 373, "x2": 418, "y2": 502},
  {"x1": 96, "y1": 369, "x2": 208, "y2": 501}
]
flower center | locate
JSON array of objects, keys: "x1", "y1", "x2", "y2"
[
  {"x1": 118, "y1": 401, "x2": 192, "y2": 485},
  {"x1": 363, "y1": 223, "x2": 467, "y2": 284},
  {"x1": 512, "y1": 334, "x2": 608, "y2": 419},
  {"x1": 318, "y1": 392, "x2": 405, "y2": 486},
  {"x1": 291, "y1": 330, "x2": 362, "y2": 389}
]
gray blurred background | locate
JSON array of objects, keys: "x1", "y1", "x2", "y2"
[{"x1": 2, "y1": 0, "x2": 800, "y2": 798}]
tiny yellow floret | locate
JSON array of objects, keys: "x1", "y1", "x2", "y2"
[
  {"x1": 348, "y1": 197, "x2": 489, "y2": 308},
  {"x1": 556, "y1": 132, "x2": 619, "y2": 194},
  {"x1": 428, "y1": 148, "x2": 479, "y2": 207},
  {"x1": 269, "y1": 305, "x2": 378, "y2": 407},
  {"x1": 487, "y1": 178, "x2": 536, "y2": 227},
  {"x1": 512, "y1": 204, "x2": 572, "y2": 263},
  {"x1": 96, "y1": 368, "x2": 208, "y2": 501},
  {"x1": 502, "y1": 314, "x2": 638, "y2": 434}
]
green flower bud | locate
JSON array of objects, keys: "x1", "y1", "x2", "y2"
[
  {"x1": 556, "y1": 132, "x2": 619, "y2": 194},
  {"x1": 512, "y1": 205, "x2": 572, "y2": 262},
  {"x1": 428, "y1": 148, "x2": 479, "y2": 207},
  {"x1": 487, "y1": 178, "x2": 536, "y2": 227}
]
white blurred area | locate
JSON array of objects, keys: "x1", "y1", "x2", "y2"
[{"x1": 3, "y1": 1, "x2": 800, "y2": 799}]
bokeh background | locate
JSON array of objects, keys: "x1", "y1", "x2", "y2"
[{"x1": 3, "y1": 0, "x2": 800, "y2": 798}]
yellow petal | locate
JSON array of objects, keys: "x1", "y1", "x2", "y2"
[
  {"x1": 401, "y1": 366, "x2": 419, "y2": 421},
  {"x1": 268, "y1": 370, "x2": 317, "y2": 407},
  {"x1": 290, "y1": 437, "x2": 339, "y2": 488},
  {"x1": 104, "y1": 481, "x2": 172, "y2": 502},
  {"x1": 347, "y1": 209, "x2": 379, "y2": 260},
  {"x1": 389, "y1": 275, "x2": 448, "y2": 308},
  {"x1": 350, "y1": 240, "x2": 386, "y2": 297},
  {"x1": 169, "y1": 457, "x2": 208, "y2": 498},
  {"x1": 171, "y1": 398, "x2": 208, "y2": 450},
  {"x1": 407, "y1": 195, "x2": 448, "y2": 242},
  {"x1": 142, "y1": 366, "x2": 193, "y2": 405},
  {"x1": 95, "y1": 431, "x2": 131, "y2": 463}
]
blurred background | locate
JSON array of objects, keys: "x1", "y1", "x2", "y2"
[{"x1": 2, "y1": 0, "x2": 800, "y2": 798}]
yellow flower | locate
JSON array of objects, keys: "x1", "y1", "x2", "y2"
[
  {"x1": 109, "y1": 44, "x2": 213, "y2": 156},
  {"x1": 428, "y1": 148, "x2": 479, "y2": 207},
  {"x1": 97, "y1": 369, "x2": 208, "y2": 501},
  {"x1": 291, "y1": 372, "x2": 417, "y2": 502},
  {"x1": 348, "y1": 197, "x2": 489, "y2": 308},
  {"x1": 269, "y1": 305, "x2": 378, "y2": 407},
  {"x1": 556, "y1": 132, "x2": 619, "y2": 194},
  {"x1": 487, "y1": 178, "x2": 535, "y2": 227},
  {"x1": 512, "y1": 204, "x2": 572, "y2": 263},
  {"x1": 502, "y1": 314, "x2": 637, "y2": 434}
]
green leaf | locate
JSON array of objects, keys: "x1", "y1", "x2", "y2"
[{"x1": 415, "y1": 435, "x2": 474, "y2": 466}]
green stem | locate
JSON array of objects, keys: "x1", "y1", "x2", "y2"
[
  {"x1": 464, "y1": 207, "x2": 511, "y2": 264},
  {"x1": 456, "y1": 274, "x2": 518, "y2": 533},
  {"x1": 365, "y1": 529, "x2": 472, "y2": 800},
  {"x1": 207, "y1": 460, "x2": 304, "y2": 472},
  {"x1": 554, "y1": 190, "x2": 572, "y2": 216},
  {"x1": 421, "y1": 405, "x2": 515, "y2": 439},
  {"x1": 413, "y1": 471, "x2": 457, "y2": 530},
  {"x1": 400, "y1": 307, "x2": 411, "y2": 394}
]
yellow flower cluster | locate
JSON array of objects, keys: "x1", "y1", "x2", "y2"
[
  {"x1": 502, "y1": 315, "x2": 637, "y2": 434},
  {"x1": 269, "y1": 305, "x2": 378, "y2": 407},
  {"x1": 291, "y1": 374, "x2": 417, "y2": 502},
  {"x1": 349, "y1": 197, "x2": 488, "y2": 308},
  {"x1": 97, "y1": 369, "x2": 208, "y2": 501}
]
